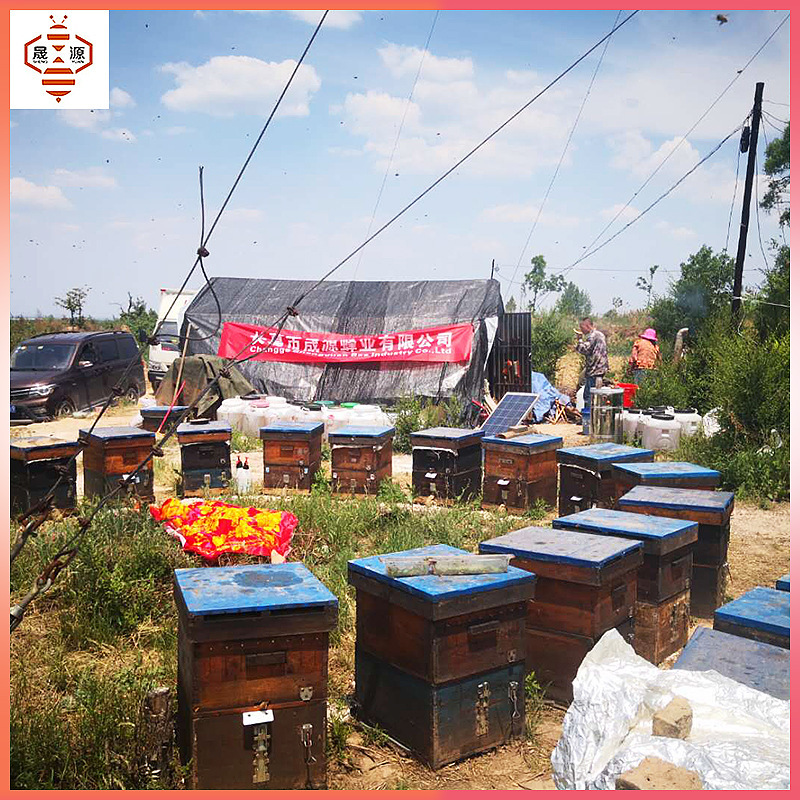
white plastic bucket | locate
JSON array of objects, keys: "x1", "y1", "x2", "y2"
[{"x1": 642, "y1": 413, "x2": 682, "y2": 452}]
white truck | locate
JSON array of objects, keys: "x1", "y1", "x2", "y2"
[{"x1": 147, "y1": 287, "x2": 197, "y2": 391}]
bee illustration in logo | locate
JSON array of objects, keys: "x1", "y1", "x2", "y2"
[{"x1": 24, "y1": 15, "x2": 93, "y2": 103}]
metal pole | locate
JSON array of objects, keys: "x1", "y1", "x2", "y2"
[{"x1": 732, "y1": 82, "x2": 764, "y2": 318}]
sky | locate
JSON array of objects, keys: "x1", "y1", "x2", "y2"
[{"x1": 9, "y1": 9, "x2": 791, "y2": 319}]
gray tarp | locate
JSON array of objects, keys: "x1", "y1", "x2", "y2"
[{"x1": 182, "y1": 278, "x2": 502, "y2": 411}]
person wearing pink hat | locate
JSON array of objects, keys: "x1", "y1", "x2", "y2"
[{"x1": 628, "y1": 328, "x2": 661, "y2": 384}]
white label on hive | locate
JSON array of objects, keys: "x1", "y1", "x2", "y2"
[{"x1": 243, "y1": 709, "x2": 274, "y2": 726}]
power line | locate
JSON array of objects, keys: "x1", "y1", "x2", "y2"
[
  {"x1": 761, "y1": 108, "x2": 789, "y2": 126},
  {"x1": 352, "y1": 10, "x2": 440, "y2": 280},
  {"x1": 551, "y1": 11, "x2": 790, "y2": 284},
  {"x1": 724, "y1": 141, "x2": 743, "y2": 252},
  {"x1": 763, "y1": 98, "x2": 790, "y2": 107},
  {"x1": 506, "y1": 9, "x2": 621, "y2": 294}
]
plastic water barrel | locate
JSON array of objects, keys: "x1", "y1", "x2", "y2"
[
  {"x1": 622, "y1": 408, "x2": 643, "y2": 440},
  {"x1": 636, "y1": 409, "x2": 653, "y2": 438},
  {"x1": 673, "y1": 408, "x2": 702, "y2": 438},
  {"x1": 642, "y1": 413, "x2": 682, "y2": 452}
]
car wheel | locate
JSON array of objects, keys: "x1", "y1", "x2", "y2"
[
  {"x1": 54, "y1": 398, "x2": 76, "y2": 418},
  {"x1": 125, "y1": 385, "x2": 139, "y2": 403}
]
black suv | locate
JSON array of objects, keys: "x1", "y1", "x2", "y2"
[{"x1": 10, "y1": 330, "x2": 146, "y2": 421}]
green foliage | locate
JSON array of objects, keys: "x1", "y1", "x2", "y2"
[
  {"x1": 522, "y1": 254, "x2": 565, "y2": 313},
  {"x1": 54, "y1": 286, "x2": 90, "y2": 327},
  {"x1": 377, "y1": 478, "x2": 410, "y2": 504},
  {"x1": 117, "y1": 294, "x2": 158, "y2": 341},
  {"x1": 230, "y1": 429, "x2": 261, "y2": 453},
  {"x1": 392, "y1": 396, "x2": 463, "y2": 454},
  {"x1": 530, "y1": 309, "x2": 573, "y2": 381},
  {"x1": 326, "y1": 713, "x2": 350, "y2": 762},
  {"x1": 556, "y1": 282, "x2": 592, "y2": 318},
  {"x1": 524, "y1": 672, "x2": 547, "y2": 739},
  {"x1": 636, "y1": 265, "x2": 659, "y2": 309},
  {"x1": 505, "y1": 296, "x2": 518, "y2": 313},
  {"x1": 753, "y1": 243, "x2": 789, "y2": 340},
  {"x1": 524, "y1": 498, "x2": 550, "y2": 521},
  {"x1": 761, "y1": 122, "x2": 789, "y2": 227}
]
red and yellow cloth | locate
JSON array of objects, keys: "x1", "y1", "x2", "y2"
[{"x1": 149, "y1": 498, "x2": 297, "y2": 561}]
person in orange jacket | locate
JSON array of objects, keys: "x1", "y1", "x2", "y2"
[{"x1": 628, "y1": 328, "x2": 661, "y2": 384}]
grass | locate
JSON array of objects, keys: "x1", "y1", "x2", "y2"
[
  {"x1": 10, "y1": 489, "x2": 528, "y2": 789},
  {"x1": 230, "y1": 429, "x2": 261, "y2": 453}
]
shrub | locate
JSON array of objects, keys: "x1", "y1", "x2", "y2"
[
  {"x1": 530, "y1": 309, "x2": 573, "y2": 381},
  {"x1": 392, "y1": 395, "x2": 463, "y2": 453}
]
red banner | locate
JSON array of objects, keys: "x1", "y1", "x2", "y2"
[{"x1": 217, "y1": 321, "x2": 473, "y2": 364}]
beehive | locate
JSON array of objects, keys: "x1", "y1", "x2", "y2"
[
  {"x1": 10, "y1": 436, "x2": 80, "y2": 515},
  {"x1": 410, "y1": 427, "x2": 483, "y2": 500},
  {"x1": 479, "y1": 526, "x2": 642, "y2": 703},
  {"x1": 556, "y1": 443, "x2": 654, "y2": 516},
  {"x1": 329, "y1": 425, "x2": 394, "y2": 495},
  {"x1": 259, "y1": 422, "x2": 323, "y2": 491},
  {"x1": 174, "y1": 563, "x2": 338, "y2": 790},
  {"x1": 348, "y1": 544, "x2": 535, "y2": 768},
  {"x1": 612, "y1": 461, "x2": 721, "y2": 499},
  {"x1": 482, "y1": 433, "x2": 563, "y2": 510},
  {"x1": 713, "y1": 586, "x2": 789, "y2": 650},
  {"x1": 617, "y1": 486, "x2": 734, "y2": 617},
  {"x1": 552, "y1": 508, "x2": 698, "y2": 664},
  {"x1": 177, "y1": 420, "x2": 232, "y2": 496},
  {"x1": 79, "y1": 426, "x2": 155, "y2": 501},
  {"x1": 140, "y1": 404, "x2": 190, "y2": 433}
]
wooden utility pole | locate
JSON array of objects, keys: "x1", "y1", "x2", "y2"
[{"x1": 731, "y1": 81, "x2": 764, "y2": 318}]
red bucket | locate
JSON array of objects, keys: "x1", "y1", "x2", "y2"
[{"x1": 616, "y1": 382, "x2": 638, "y2": 408}]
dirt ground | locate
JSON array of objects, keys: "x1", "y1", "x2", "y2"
[{"x1": 11, "y1": 399, "x2": 790, "y2": 790}]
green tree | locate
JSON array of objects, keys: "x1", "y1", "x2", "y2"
[
  {"x1": 505, "y1": 296, "x2": 517, "y2": 313},
  {"x1": 522, "y1": 255, "x2": 565, "y2": 313},
  {"x1": 54, "y1": 286, "x2": 90, "y2": 327},
  {"x1": 555, "y1": 281, "x2": 592, "y2": 317},
  {"x1": 117, "y1": 294, "x2": 158, "y2": 340},
  {"x1": 760, "y1": 123, "x2": 789, "y2": 227},
  {"x1": 636, "y1": 264, "x2": 659, "y2": 309},
  {"x1": 530, "y1": 309, "x2": 572, "y2": 381}
]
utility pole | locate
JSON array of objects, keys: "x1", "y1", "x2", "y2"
[{"x1": 731, "y1": 81, "x2": 764, "y2": 318}]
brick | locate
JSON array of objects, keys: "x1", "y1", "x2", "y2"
[
  {"x1": 616, "y1": 756, "x2": 703, "y2": 790},
  {"x1": 652, "y1": 697, "x2": 693, "y2": 740}
]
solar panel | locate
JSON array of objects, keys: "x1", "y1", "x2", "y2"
[{"x1": 481, "y1": 392, "x2": 539, "y2": 436}]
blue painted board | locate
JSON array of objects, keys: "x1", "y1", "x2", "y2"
[
  {"x1": 612, "y1": 461, "x2": 721, "y2": 481},
  {"x1": 175, "y1": 563, "x2": 338, "y2": 616},
  {"x1": 142, "y1": 405, "x2": 189, "y2": 416},
  {"x1": 618, "y1": 485, "x2": 734, "y2": 514},
  {"x1": 411, "y1": 427, "x2": 484, "y2": 443},
  {"x1": 479, "y1": 526, "x2": 641, "y2": 569},
  {"x1": 177, "y1": 420, "x2": 231, "y2": 435},
  {"x1": 557, "y1": 442, "x2": 655, "y2": 466},
  {"x1": 10, "y1": 436, "x2": 80, "y2": 458},
  {"x1": 259, "y1": 421, "x2": 324, "y2": 436},
  {"x1": 347, "y1": 544, "x2": 535, "y2": 602},
  {"x1": 80, "y1": 426, "x2": 154, "y2": 443},
  {"x1": 714, "y1": 587, "x2": 790, "y2": 638},
  {"x1": 482, "y1": 433, "x2": 563, "y2": 451},
  {"x1": 776, "y1": 574, "x2": 790, "y2": 592},
  {"x1": 673, "y1": 626, "x2": 789, "y2": 701},
  {"x1": 553, "y1": 508, "x2": 697, "y2": 555},
  {"x1": 329, "y1": 425, "x2": 395, "y2": 440}
]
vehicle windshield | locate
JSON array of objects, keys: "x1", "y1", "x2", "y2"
[
  {"x1": 155, "y1": 321, "x2": 180, "y2": 352},
  {"x1": 11, "y1": 342, "x2": 76, "y2": 370}
]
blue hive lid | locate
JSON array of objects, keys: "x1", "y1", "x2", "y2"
[
  {"x1": 776, "y1": 574, "x2": 790, "y2": 592},
  {"x1": 612, "y1": 461, "x2": 721, "y2": 480},
  {"x1": 482, "y1": 433, "x2": 563, "y2": 450},
  {"x1": 174, "y1": 563, "x2": 338, "y2": 616},
  {"x1": 714, "y1": 586, "x2": 790, "y2": 638},
  {"x1": 479, "y1": 526, "x2": 641, "y2": 568},
  {"x1": 618, "y1": 485, "x2": 734, "y2": 514},
  {"x1": 177, "y1": 420, "x2": 231, "y2": 435},
  {"x1": 347, "y1": 544, "x2": 535, "y2": 602},
  {"x1": 259, "y1": 421, "x2": 324, "y2": 436},
  {"x1": 553, "y1": 508, "x2": 697, "y2": 546},
  {"x1": 329, "y1": 425, "x2": 395, "y2": 439},
  {"x1": 80, "y1": 426, "x2": 154, "y2": 443},
  {"x1": 557, "y1": 442, "x2": 655, "y2": 464},
  {"x1": 142, "y1": 405, "x2": 189, "y2": 416},
  {"x1": 411, "y1": 427, "x2": 484, "y2": 442},
  {"x1": 10, "y1": 435, "x2": 80, "y2": 456}
]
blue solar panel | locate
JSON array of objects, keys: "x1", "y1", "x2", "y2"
[{"x1": 480, "y1": 392, "x2": 538, "y2": 436}]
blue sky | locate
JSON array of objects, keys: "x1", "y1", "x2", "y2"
[{"x1": 10, "y1": 9, "x2": 790, "y2": 318}]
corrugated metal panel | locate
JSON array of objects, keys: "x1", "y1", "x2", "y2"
[{"x1": 489, "y1": 312, "x2": 531, "y2": 399}]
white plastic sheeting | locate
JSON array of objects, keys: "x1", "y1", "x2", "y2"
[{"x1": 551, "y1": 629, "x2": 790, "y2": 790}]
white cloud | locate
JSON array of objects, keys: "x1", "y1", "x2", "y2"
[
  {"x1": 160, "y1": 56, "x2": 321, "y2": 117},
  {"x1": 110, "y1": 87, "x2": 136, "y2": 108},
  {"x1": 58, "y1": 109, "x2": 112, "y2": 130},
  {"x1": 601, "y1": 203, "x2": 640, "y2": 223},
  {"x1": 226, "y1": 208, "x2": 263, "y2": 222},
  {"x1": 655, "y1": 220, "x2": 697, "y2": 239},
  {"x1": 101, "y1": 127, "x2": 137, "y2": 143},
  {"x1": 379, "y1": 44, "x2": 474, "y2": 82},
  {"x1": 11, "y1": 177, "x2": 72, "y2": 209},
  {"x1": 288, "y1": 10, "x2": 361, "y2": 29},
  {"x1": 165, "y1": 126, "x2": 191, "y2": 136},
  {"x1": 51, "y1": 167, "x2": 117, "y2": 188},
  {"x1": 481, "y1": 204, "x2": 582, "y2": 228}
]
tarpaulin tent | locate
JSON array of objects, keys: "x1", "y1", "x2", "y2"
[{"x1": 182, "y1": 278, "x2": 502, "y2": 411}]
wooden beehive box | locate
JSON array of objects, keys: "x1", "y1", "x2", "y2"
[
  {"x1": 617, "y1": 486, "x2": 735, "y2": 617},
  {"x1": 552, "y1": 508, "x2": 698, "y2": 664},
  {"x1": 348, "y1": 544, "x2": 534, "y2": 768},
  {"x1": 612, "y1": 461, "x2": 721, "y2": 499},
  {"x1": 174, "y1": 563, "x2": 339, "y2": 790},
  {"x1": 713, "y1": 586, "x2": 789, "y2": 650},
  {"x1": 140, "y1": 404, "x2": 190, "y2": 433},
  {"x1": 482, "y1": 433, "x2": 563, "y2": 510},
  {"x1": 556, "y1": 443, "x2": 654, "y2": 516},
  {"x1": 79, "y1": 426, "x2": 155, "y2": 501},
  {"x1": 673, "y1": 626, "x2": 789, "y2": 701},
  {"x1": 479, "y1": 527, "x2": 642, "y2": 703},
  {"x1": 776, "y1": 574, "x2": 790, "y2": 592},
  {"x1": 177, "y1": 420, "x2": 232, "y2": 495},
  {"x1": 10, "y1": 436, "x2": 80, "y2": 514},
  {"x1": 329, "y1": 425, "x2": 394, "y2": 495},
  {"x1": 410, "y1": 427, "x2": 483, "y2": 500},
  {"x1": 259, "y1": 422, "x2": 323, "y2": 491}
]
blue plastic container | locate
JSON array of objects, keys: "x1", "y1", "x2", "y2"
[{"x1": 581, "y1": 407, "x2": 590, "y2": 435}]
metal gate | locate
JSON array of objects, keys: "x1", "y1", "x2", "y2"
[{"x1": 488, "y1": 312, "x2": 532, "y2": 400}]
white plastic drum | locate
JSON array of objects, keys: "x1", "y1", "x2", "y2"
[{"x1": 642, "y1": 413, "x2": 682, "y2": 452}]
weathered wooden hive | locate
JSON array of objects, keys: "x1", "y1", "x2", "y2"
[
  {"x1": 79, "y1": 426, "x2": 155, "y2": 501},
  {"x1": 177, "y1": 419, "x2": 232, "y2": 496},
  {"x1": 410, "y1": 427, "x2": 483, "y2": 500},
  {"x1": 328, "y1": 425, "x2": 394, "y2": 495},
  {"x1": 140, "y1": 404, "x2": 189, "y2": 433},
  {"x1": 612, "y1": 461, "x2": 721, "y2": 498},
  {"x1": 713, "y1": 586, "x2": 789, "y2": 650},
  {"x1": 10, "y1": 435, "x2": 80, "y2": 514},
  {"x1": 259, "y1": 421, "x2": 324, "y2": 491}
]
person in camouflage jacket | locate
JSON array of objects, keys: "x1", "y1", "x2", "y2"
[{"x1": 575, "y1": 317, "x2": 609, "y2": 408}]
